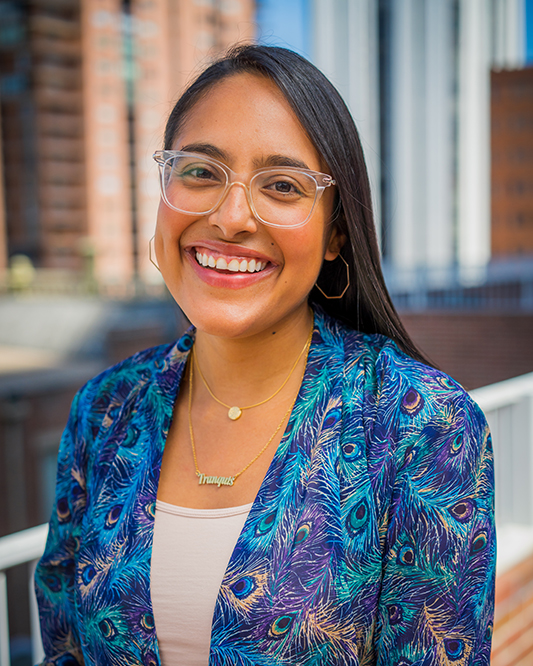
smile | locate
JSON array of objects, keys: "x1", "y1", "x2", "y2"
[{"x1": 194, "y1": 250, "x2": 268, "y2": 273}]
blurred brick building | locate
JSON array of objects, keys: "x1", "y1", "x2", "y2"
[
  {"x1": 0, "y1": 0, "x2": 255, "y2": 289},
  {"x1": 0, "y1": 5, "x2": 253, "y2": 658},
  {"x1": 491, "y1": 67, "x2": 533, "y2": 257}
]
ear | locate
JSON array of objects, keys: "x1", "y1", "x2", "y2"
[{"x1": 324, "y1": 226, "x2": 346, "y2": 261}]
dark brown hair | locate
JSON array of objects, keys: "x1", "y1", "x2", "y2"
[{"x1": 164, "y1": 44, "x2": 430, "y2": 364}]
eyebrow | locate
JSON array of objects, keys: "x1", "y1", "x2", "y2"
[
  {"x1": 178, "y1": 143, "x2": 310, "y2": 171},
  {"x1": 260, "y1": 154, "x2": 310, "y2": 170},
  {"x1": 179, "y1": 143, "x2": 228, "y2": 161}
]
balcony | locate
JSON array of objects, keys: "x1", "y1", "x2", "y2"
[{"x1": 1, "y1": 371, "x2": 533, "y2": 665}]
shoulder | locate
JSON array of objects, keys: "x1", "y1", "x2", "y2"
[
  {"x1": 77, "y1": 341, "x2": 174, "y2": 402},
  {"x1": 315, "y1": 308, "x2": 488, "y2": 443},
  {"x1": 373, "y1": 337, "x2": 487, "y2": 436},
  {"x1": 320, "y1": 313, "x2": 494, "y2": 523},
  {"x1": 359, "y1": 333, "x2": 491, "y2": 491},
  {"x1": 72, "y1": 330, "x2": 193, "y2": 434}
]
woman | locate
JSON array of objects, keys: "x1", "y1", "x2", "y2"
[{"x1": 36, "y1": 45, "x2": 495, "y2": 666}]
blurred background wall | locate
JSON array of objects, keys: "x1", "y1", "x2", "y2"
[{"x1": 0, "y1": 1, "x2": 532, "y2": 664}]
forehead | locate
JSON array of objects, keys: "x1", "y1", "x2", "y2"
[{"x1": 173, "y1": 73, "x2": 322, "y2": 171}]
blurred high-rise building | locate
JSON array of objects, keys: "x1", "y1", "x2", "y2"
[
  {"x1": 257, "y1": 0, "x2": 532, "y2": 294},
  {"x1": 0, "y1": 0, "x2": 255, "y2": 291}
]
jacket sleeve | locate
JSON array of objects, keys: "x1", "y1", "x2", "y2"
[
  {"x1": 35, "y1": 389, "x2": 88, "y2": 665},
  {"x1": 371, "y1": 359, "x2": 496, "y2": 665}
]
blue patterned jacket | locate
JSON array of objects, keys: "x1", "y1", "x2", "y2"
[{"x1": 35, "y1": 308, "x2": 495, "y2": 665}]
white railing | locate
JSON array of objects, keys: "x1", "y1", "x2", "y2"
[
  {"x1": 0, "y1": 524, "x2": 47, "y2": 666},
  {"x1": 471, "y1": 371, "x2": 533, "y2": 574},
  {"x1": 0, "y1": 371, "x2": 532, "y2": 664}
]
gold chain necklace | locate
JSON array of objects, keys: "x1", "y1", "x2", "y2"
[
  {"x1": 193, "y1": 327, "x2": 313, "y2": 421},
  {"x1": 188, "y1": 332, "x2": 312, "y2": 487}
]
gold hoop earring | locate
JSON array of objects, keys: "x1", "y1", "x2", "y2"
[
  {"x1": 315, "y1": 254, "x2": 350, "y2": 299},
  {"x1": 149, "y1": 236, "x2": 160, "y2": 273}
]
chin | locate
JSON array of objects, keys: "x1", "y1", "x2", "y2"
[{"x1": 178, "y1": 299, "x2": 270, "y2": 340}]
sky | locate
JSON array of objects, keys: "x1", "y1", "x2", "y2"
[
  {"x1": 255, "y1": 0, "x2": 311, "y2": 58},
  {"x1": 526, "y1": 0, "x2": 533, "y2": 65}
]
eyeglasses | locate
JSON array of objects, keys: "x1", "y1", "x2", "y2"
[{"x1": 152, "y1": 150, "x2": 336, "y2": 228}]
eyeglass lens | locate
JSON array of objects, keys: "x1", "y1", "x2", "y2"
[{"x1": 161, "y1": 154, "x2": 319, "y2": 226}]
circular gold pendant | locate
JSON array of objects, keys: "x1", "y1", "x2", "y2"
[{"x1": 228, "y1": 406, "x2": 242, "y2": 421}]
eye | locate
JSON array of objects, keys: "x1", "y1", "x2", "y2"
[
  {"x1": 172, "y1": 159, "x2": 224, "y2": 186},
  {"x1": 272, "y1": 180, "x2": 298, "y2": 194},
  {"x1": 184, "y1": 166, "x2": 217, "y2": 180},
  {"x1": 261, "y1": 175, "x2": 304, "y2": 199},
  {"x1": 256, "y1": 168, "x2": 317, "y2": 202}
]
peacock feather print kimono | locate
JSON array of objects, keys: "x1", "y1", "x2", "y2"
[{"x1": 35, "y1": 307, "x2": 496, "y2": 665}]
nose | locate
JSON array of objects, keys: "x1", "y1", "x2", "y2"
[{"x1": 207, "y1": 182, "x2": 258, "y2": 237}]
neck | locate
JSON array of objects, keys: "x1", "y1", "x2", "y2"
[{"x1": 192, "y1": 306, "x2": 313, "y2": 403}]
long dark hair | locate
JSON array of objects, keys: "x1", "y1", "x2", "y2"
[{"x1": 164, "y1": 44, "x2": 429, "y2": 365}]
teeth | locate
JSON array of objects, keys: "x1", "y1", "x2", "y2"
[
  {"x1": 195, "y1": 251, "x2": 266, "y2": 273},
  {"x1": 216, "y1": 257, "x2": 228, "y2": 270}
]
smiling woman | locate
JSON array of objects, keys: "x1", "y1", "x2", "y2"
[
  {"x1": 35, "y1": 46, "x2": 496, "y2": 666},
  {"x1": 153, "y1": 72, "x2": 342, "y2": 343}
]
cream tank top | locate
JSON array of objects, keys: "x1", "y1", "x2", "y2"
[{"x1": 150, "y1": 499, "x2": 252, "y2": 666}]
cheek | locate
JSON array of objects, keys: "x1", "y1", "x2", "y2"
[
  {"x1": 153, "y1": 207, "x2": 191, "y2": 288},
  {"x1": 155, "y1": 202, "x2": 181, "y2": 240},
  {"x1": 281, "y1": 226, "x2": 329, "y2": 282},
  {"x1": 154, "y1": 203, "x2": 197, "y2": 261}
]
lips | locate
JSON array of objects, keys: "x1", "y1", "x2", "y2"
[{"x1": 183, "y1": 241, "x2": 277, "y2": 289}]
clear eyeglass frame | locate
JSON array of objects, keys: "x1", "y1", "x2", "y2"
[{"x1": 152, "y1": 150, "x2": 336, "y2": 229}]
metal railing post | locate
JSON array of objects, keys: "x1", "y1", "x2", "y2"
[
  {"x1": 0, "y1": 571, "x2": 10, "y2": 666},
  {"x1": 0, "y1": 524, "x2": 49, "y2": 666},
  {"x1": 29, "y1": 560, "x2": 44, "y2": 664}
]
